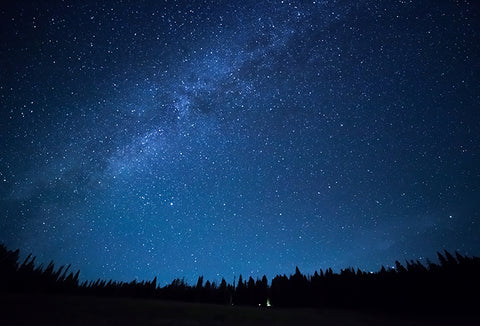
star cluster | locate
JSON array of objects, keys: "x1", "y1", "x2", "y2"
[{"x1": 1, "y1": 0, "x2": 479, "y2": 284}]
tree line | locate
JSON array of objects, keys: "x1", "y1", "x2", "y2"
[{"x1": 1, "y1": 244, "x2": 479, "y2": 313}]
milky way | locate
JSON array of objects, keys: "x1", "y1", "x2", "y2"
[{"x1": 1, "y1": 0, "x2": 479, "y2": 284}]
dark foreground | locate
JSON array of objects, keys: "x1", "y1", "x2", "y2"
[{"x1": 0, "y1": 294, "x2": 478, "y2": 326}]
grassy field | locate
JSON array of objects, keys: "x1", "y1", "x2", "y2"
[{"x1": 0, "y1": 294, "x2": 477, "y2": 326}]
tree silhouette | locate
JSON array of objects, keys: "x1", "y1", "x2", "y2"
[{"x1": 1, "y1": 243, "x2": 479, "y2": 314}]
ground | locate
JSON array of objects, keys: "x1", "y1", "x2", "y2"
[{"x1": 0, "y1": 294, "x2": 477, "y2": 326}]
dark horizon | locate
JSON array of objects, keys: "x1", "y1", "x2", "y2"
[{"x1": 2, "y1": 243, "x2": 480, "y2": 319}]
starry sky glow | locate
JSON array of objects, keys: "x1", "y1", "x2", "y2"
[{"x1": 1, "y1": 0, "x2": 479, "y2": 284}]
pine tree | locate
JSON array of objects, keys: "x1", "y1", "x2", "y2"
[
  {"x1": 196, "y1": 275, "x2": 204, "y2": 289},
  {"x1": 395, "y1": 260, "x2": 407, "y2": 273}
]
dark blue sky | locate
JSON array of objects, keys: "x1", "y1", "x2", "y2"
[{"x1": 1, "y1": 0, "x2": 479, "y2": 285}]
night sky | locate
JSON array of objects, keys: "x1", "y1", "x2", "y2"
[{"x1": 1, "y1": 0, "x2": 479, "y2": 285}]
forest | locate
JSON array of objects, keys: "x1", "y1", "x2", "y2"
[{"x1": 1, "y1": 244, "x2": 479, "y2": 314}]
